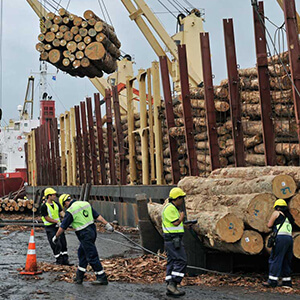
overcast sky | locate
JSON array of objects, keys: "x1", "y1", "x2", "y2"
[{"x1": 0, "y1": 0, "x2": 290, "y2": 123}]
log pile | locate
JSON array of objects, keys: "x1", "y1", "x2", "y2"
[
  {"x1": 147, "y1": 166, "x2": 300, "y2": 257},
  {"x1": 36, "y1": 9, "x2": 121, "y2": 78},
  {"x1": 0, "y1": 198, "x2": 38, "y2": 212}
]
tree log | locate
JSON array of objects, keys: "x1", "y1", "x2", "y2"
[
  {"x1": 289, "y1": 194, "x2": 300, "y2": 227},
  {"x1": 84, "y1": 42, "x2": 106, "y2": 60}
]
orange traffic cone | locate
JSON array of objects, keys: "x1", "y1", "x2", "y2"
[{"x1": 20, "y1": 229, "x2": 42, "y2": 275}]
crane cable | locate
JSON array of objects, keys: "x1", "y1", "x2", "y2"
[
  {"x1": 252, "y1": 2, "x2": 300, "y2": 99},
  {"x1": 0, "y1": 0, "x2": 3, "y2": 121}
]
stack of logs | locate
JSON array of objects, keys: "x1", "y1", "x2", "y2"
[
  {"x1": 0, "y1": 198, "x2": 38, "y2": 212},
  {"x1": 158, "y1": 51, "x2": 296, "y2": 182},
  {"x1": 147, "y1": 166, "x2": 300, "y2": 258},
  {"x1": 36, "y1": 8, "x2": 121, "y2": 78}
]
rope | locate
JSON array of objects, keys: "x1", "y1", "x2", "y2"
[
  {"x1": 66, "y1": 0, "x2": 71, "y2": 10},
  {"x1": 97, "y1": 0, "x2": 108, "y2": 23},
  {"x1": 101, "y1": 0, "x2": 113, "y2": 27}
]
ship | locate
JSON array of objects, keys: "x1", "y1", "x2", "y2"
[{"x1": 0, "y1": 62, "x2": 55, "y2": 197}]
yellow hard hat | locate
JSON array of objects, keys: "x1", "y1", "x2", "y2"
[
  {"x1": 274, "y1": 199, "x2": 287, "y2": 208},
  {"x1": 169, "y1": 187, "x2": 186, "y2": 200},
  {"x1": 59, "y1": 194, "x2": 71, "y2": 208},
  {"x1": 44, "y1": 187, "x2": 57, "y2": 197}
]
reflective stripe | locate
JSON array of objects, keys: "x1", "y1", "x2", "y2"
[
  {"x1": 27, "y1": 250, "x2": 36, "y2": 255},
  {"x1": 61, "y1": 251, "x2": 68, "y2": 255},
  {"x1": 162, "y1": 225, "x2": 184, "y2": 231},
  {"x1": 165, "y1": 275, "x2": 172, "y2": 281},
  {"x1": 282, "y1": 277, "x2": 291, "y2": 281},
  {"x1": 171, "y1": 271, "x2": 185, "y2": 277},
  {"x1": 54, "y1": 253, "x2": 61, "y2": 258},
  {"x1": 74, "y1": 220, "x2": 94, "y2": 231},
  {"x1": 269, "y1": 275, "x2": 278, "y2": 280},
  {"x1": 95, "y1": 270, "x2": 104, "y2": 275},
  {"x1": 78, "y1": 266, "x2": 86, "y2": 272},
  {"x1": 69, "y1": 204, "x2": 91, "y2": 216},
  {"x1": 29, "y1": 236, "x2": 35, "y2": 243},
  {"x1": 277, "y1": 232, "x2": 292, "y2": 236}
]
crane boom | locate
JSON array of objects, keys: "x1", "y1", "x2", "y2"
[{"x1": 121, "y1": 0, "x2": 202, "y2": 87}]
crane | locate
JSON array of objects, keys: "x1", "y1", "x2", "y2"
[{"x1": 121, "y1": 0, "x2": 204, "y2": 89}]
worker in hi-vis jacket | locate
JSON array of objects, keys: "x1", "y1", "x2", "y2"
[
  {"x1": 53, "y1": 194, "x2": 114, "y2": 285},
  {"x1": 162, "y1": 187, "x2": 187, "y2": 297},
  {"x1": 41, "y1": 188, "x2": 72, "y2": 266}
]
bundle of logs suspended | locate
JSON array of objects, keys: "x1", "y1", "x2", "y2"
[
  {"x1": 147, "y1": 166, "x2": 300, "y2": 257},
  {"x1": 36, "y1": 8, "x2": 121, "y2": 78},
  {"x1": 0, "y1": 198, "x2": 38, "y2": 212}
]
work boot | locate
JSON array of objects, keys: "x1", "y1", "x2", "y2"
[
  {"x1": 55, "y1": 256, "x2": 64, "y2": 265},
  {"x1": 74, "y1": 270, "x2": 85, "y2": 284},
  {"x1": 62, "y1": 255, "x2": 74, "y2": 266},
  {"x1": 91, "y1": 275, "x2": 109, "y2": 285},
  {"x1": 281, "y1": 280, "x2": 292, "y2": 288},
  {"x1": 166, "y1": 281, "x2": 185, "y2": 297},
  {"x1": 262, "y1": 280, "x2": 277, "y2": 288}
]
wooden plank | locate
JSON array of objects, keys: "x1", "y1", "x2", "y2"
[
  {"x1": 152, "y1": 61, "x2": 164, "y2": 184},
  {"x1": 105, "y1": 89, "x2": 116, "y2": 184},
  {"x1": 53, "y1": 118, "x2": 61, "y2": 184},
  {"x1": 94, "y1": 93, "x2": 107, "y2": 185},
  {"x1": 49, "y1": 119, "x2": 57, "y2": 185},
  {"x1": 147, "y1": 68, "x2": 156, "y2": 183},
  {"x1": 126, "y1": 77, "x2": 137, "y2": 184},
  {"x1": 138, "y1": 69, "x2": 149, "y2": 185},
  {"x1": 86, "y1": 97, "x2": 99, "y2": 184}
]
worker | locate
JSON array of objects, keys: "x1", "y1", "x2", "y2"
[
  {"x1": 263, "y1": 199, "x2": 294, "y2": 288},
  {"x1": 162, "y1": 187, "x2": 187, "y2": 297},
  {"x1": 41, "y1": 188, "x2": 72, "y2": 266},
  {"x1": 53, "y1": 194, "x2": 114, "y2": 285}
]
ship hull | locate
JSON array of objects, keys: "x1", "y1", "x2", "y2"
[{"x1": 0, "y1": 169, "x2": 27, "y2": 197}]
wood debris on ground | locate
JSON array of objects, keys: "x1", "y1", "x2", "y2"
[{"x1": 16, "y1": 255, "x2": 300, "y2": 295}]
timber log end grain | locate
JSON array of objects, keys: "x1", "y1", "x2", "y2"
[
  {"x1": 240, "y1": 230, "x2": 264, "y2": 255},
  {"x1": 272, "y1": 174, "x2": 296, "y2": 199},
  {"x1": 293, "y1": 233, "x2": 300, "y2": 259},
  {"x1": 289, "y1": 194, "x2": 300, "y2": 227},
  {"x1": 216, "y1": 213, "x2": 244, "y2": 243},
  {"x1": 246, "y1": 193, "x2": 275, "y2": 233}
]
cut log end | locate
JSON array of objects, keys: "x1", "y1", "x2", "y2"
[
  {"x1": 272, "y1": 174, "x2": 296, "y2": 199},
  {"x1": 216, "y1": 213, "x2": 244, "y2": 243},
  {"x1": 240, "y1": 230, "x2": 264, "y2": 254},
  {"x1": 246, "y1": 193, "x2": 275, "y2": 233},
  {"x1": 289, "y1": 194, "x2": 300, "y2": 227}
]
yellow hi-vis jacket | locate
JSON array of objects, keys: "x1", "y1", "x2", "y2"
[
  {"x1": 277, "y1": 218, "x2": 292, "y2": 236},
  {"x1": 42, "y1": 202, "x2": 60, "y2": 226},
  {"x1": 162, "y1": 203, "x2": 184, "y2": 234}
]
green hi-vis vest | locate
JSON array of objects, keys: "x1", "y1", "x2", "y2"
[
  {"x1": 67, "y1": 201, "x2": 94, "y2": 231},
  {"x1": 162, "y1": 203, "x2": 184, "y2": 234},
  {"x1": 277, "y1": 218, "x2": 292, "y2": 236},
  {"x1": 42, "y1": 202, "x2": 60, "y2": 226}
]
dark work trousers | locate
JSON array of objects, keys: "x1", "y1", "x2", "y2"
[
  {"x1": 45, "y1": 226, "x2": 69, "y2": 264},
  {"x1": 164, "y1": 238, "x2": 187, "y2": 284},
  {"x1": 268, "y1": 235, "x2": 293, "y2": 285},
  {"x1": 76, "y1": 224, "x2": 105, "y2": 278}
]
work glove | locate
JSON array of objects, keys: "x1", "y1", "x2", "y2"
[
  {"x1": 56, "y1": 221, "x2": 61, "y2": 228},
  {"x1": 52, "y1": 235, "x2": 58, "y2": 244},
  {"x1": 104, "y1": 223, "x2": 114, "y2": 232}
]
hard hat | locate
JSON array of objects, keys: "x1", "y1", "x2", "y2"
[
  {"x1": 274, "y1": 199, "x2": 287, "y2": 208},
  {"x1": 59, "y1": 194, "x2": 71, "y2": 208},
  {"x1": 169, "y1": 187, "x2": 186, "y2": 200},
  {"x1": 44, "y1": 187, "x2": 57, "y2": 197}
]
